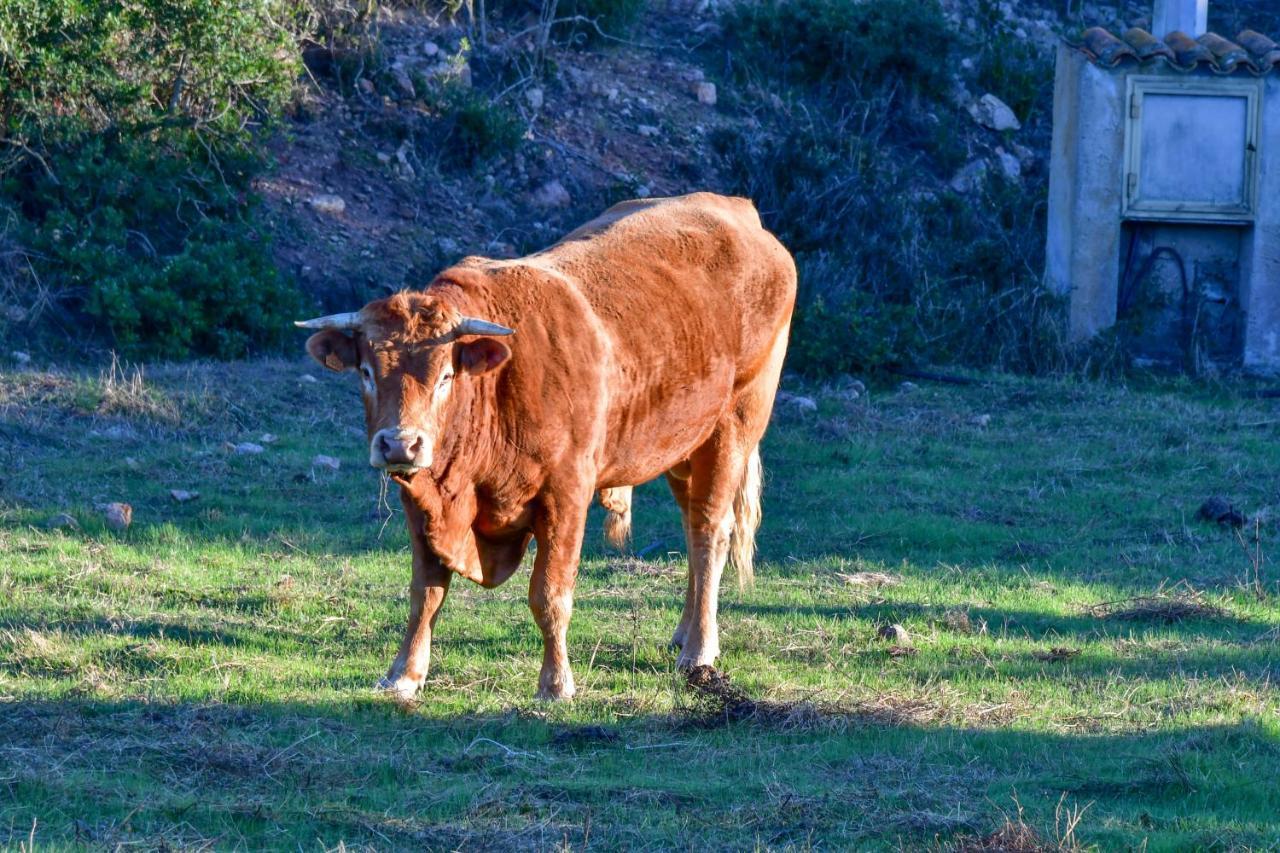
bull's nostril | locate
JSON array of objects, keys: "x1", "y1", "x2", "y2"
[{"x1": 406, "y1": 434, "x2": 423, "y2": 455}]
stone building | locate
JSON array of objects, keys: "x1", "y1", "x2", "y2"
[{"x1": 1046, "y1": 0, "x2": 1280, "y2": 372}]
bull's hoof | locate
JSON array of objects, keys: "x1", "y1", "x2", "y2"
[
  {"x1": 675, "y1": 646, "x2": 719, "y2": 672},
  {"x1": 535, "y1": 674, "x2": 577, "y2": 702},
  {"x1": 376, "y1": 675, "x2": 422, "y2": 703}
]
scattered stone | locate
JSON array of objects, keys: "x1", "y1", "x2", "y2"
[
  {"x1": 828, "y1": 375, "x2": 866, "y2": 401},
  {"x1": 949, "y1": 159, "x2": 989, "y2": 193},
  {"x1": 12, "y1": 350, "x2": 31, "y2": 365},
  {"x1": 968, "y1": 93, "x2": 1021, "y2": 131},
  {"x1": 694, "y1": 81, "x2": 717, "y2": 106},
  {"x1": 422, "y1": 40, "x2": 440, "y2": 57},
  {"x1": 775, "y1": 391, "x2": 817, "y2": 413},
  {"x1": 525, "y1": 87, "x2": 544, "y2": 110},
  {"x1": 437, "y1": 236, "x2": 460, "y2": 255},
  {"x1": 995, "y1": 146, "x2": 1021, "y2": 180},
  {"x1": 876, "y1": 623, "x2": 911, "y2": 644},
  {"x1": 605, "y1": 86, "x2": 620, "y2": 102},
  {"x1": 376, "y1": 151, "x2": 392, "y2": 165},
  {"x1": 531, "y1": 179, "x2": 571, "y2": 208},
  {"x1": 6, "y1": 305, "x2": 27, "y2": 323},
  {"x1": 104, "y1": 502, "x2": 133, "y2": 531},
  {"x1": 1196, "y1": 496, "x2": 1246, "y2": 528},
  {"x1": 170, "y1": 489, "x2": 200, "y2": 503},
  {"x1": 357, "y1": 78, "x2": 375, "y2": 95},
  {"x1": 898, "y1": 381, "x2": 919, "y2": 392},
  {"x1": 394, "y1": 142, "x2": 415, "y2": 181},
  {"x1": 259, "y1": 433, "x2": 278, "y2": 445},
  {"x1": 391, "y1": 68, "x2": 415, "y2": 99},
  {"x1": 233, "y1": 442, "x2": 265, "y2": 455},
  {"x1": 635, "y1": 185, "x2": 651, "y2": 198},
  {"x1": 46, "y1": 512, "x2": 78, "y2": 530},
  {"x1": 638, "y1": 124, "x2": 660, "y2": 137},
  {"x1": 971, "y1": 413, "x2": 992, "y2": 427},
  {"x1": 312, "y1": 454, "x2": 341, "y2": 472},
  {"x1": 308, "y1": 194, "x2": 346, "y2": 216},
  {"x1": 300, "y1": 374, "x2": 319, "y2": 384}
]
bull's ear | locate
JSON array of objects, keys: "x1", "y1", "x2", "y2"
[
  {"x1": 306, "y1": 330, "x2": 358, "y2": 372},
  {"x1": 458, "y1": 338, "x2": 511, "y2": 376}
]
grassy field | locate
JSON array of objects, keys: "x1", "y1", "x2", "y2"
[{"x1": 2, "y1": 358, "x2": 1279, "y2": 850}]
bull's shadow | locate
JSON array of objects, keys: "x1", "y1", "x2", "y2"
[{"x1": 1, "y1": 693, "x2": 1277, "y2": 850}]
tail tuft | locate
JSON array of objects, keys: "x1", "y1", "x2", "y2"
[
  {"x1": 729, "y1": 445, "x2": 763, "y2": 590},
  {"x1": 599, "y1": 487, "x2": 632, "y2": 550}
]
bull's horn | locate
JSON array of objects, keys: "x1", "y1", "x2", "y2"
[
  {"x1": 294, "y1": 312, "x2": 362, "y2": 331},
  {"x1": 453, "y1": 317, "x2": 514, "y2": 337}
]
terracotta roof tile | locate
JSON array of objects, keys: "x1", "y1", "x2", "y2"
[{"x1": 1076, "y1": 26, "x2": 1280, "y2": 74}]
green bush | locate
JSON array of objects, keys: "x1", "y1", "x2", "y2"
[
  {"x1": 427, "y1": 82, "x2": 524, "y2": 170},
  {"x1": 0, "y1": 0, "x2": 303, "y2": 359},
  {"x1": 724, "y1": 0, "x2": 952, "y2": 101},
  {"x1": 9, "y1": 133, "x2": 301, "y2": 360}
]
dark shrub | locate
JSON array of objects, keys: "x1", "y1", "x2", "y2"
[
  {"x1": 0, "y1": 0, "x2": 302, "y2": 359},
  {"x1": 724, "y1": 0, "x2": 952, "y2": 101}
]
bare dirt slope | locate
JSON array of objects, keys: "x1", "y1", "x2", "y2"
[{"x1": 258, "y1": 4, "x2": 734, "y2": 312}]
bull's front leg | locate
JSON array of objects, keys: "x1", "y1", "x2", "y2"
[
  {"x1": 378, "y1": 496, "x2": 452, "y2": 701},
  {"x1": 529, "y1": 486, "x2": 591, "y2": 701}
]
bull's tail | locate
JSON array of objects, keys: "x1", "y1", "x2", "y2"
[
  {"x1": 599, "y1": 486, "x2": 632, "y2": 550},
  {"x1": 729, "y1": 444, "x2": 763, "y2": 591}
]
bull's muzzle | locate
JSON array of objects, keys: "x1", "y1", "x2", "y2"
[{"x1": 370, "y1": 428, "x2": 431, "y2": 472}]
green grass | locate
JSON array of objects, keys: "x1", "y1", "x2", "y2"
[{"x1": 2, "y1": 360, "x2": 1279, "y2": 849}]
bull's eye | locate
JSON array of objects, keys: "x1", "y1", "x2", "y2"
[
  {"x1": 436, "y1": 370, "x2": 453, "y2": 395},
  {"x1": 360, "y1": 364, "x2": 375, "y2": 393}
]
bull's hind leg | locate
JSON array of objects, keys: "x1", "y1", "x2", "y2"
[
  {"x1": 380, "y1": 495, "x2": 453, "y2": 701},
  {"x1": 675, "y1": 431, "x2": 751, "y2": 670}
]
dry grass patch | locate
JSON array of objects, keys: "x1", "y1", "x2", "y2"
[
  {"x1": 950, "y1": 796, "x2": 1091, "y2": 853},
  {"x1": 1087, "y1": 584, "x2": 1230, "y2": 624},
  {"x1": 836, "y1": 570, "x2": 901, "y2": 588}
]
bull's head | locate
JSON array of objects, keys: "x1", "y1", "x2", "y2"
[{"x1": 296, "y1": 293, "x2": 513, "y2": 474}]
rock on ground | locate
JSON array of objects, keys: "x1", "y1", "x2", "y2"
[
  {"x1": 104, "y1": 502, "x2": 132, "y2": 531},
  {"x1": 312, "y1": 454, "x2": 341, "y2": 472},
  {"x1": 775, "y1": 391, "x2": 817, "y2": 413},
  {"x1": 876, "y1": 623, "x2": 911, "y2": 644},
  {"x1": 309, "y1": 194, "x2": 346, "y2": 216},
  {"x1": 968, "y1": 93, "x2": 1021, "y2": 132},
  {"x1": 531, "y1": 180, "x2": 571, "y2": 208}
]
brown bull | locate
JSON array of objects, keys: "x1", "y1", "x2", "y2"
[{"x1": 298, "y1": 192, "x2": 795, "y2": 700}]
